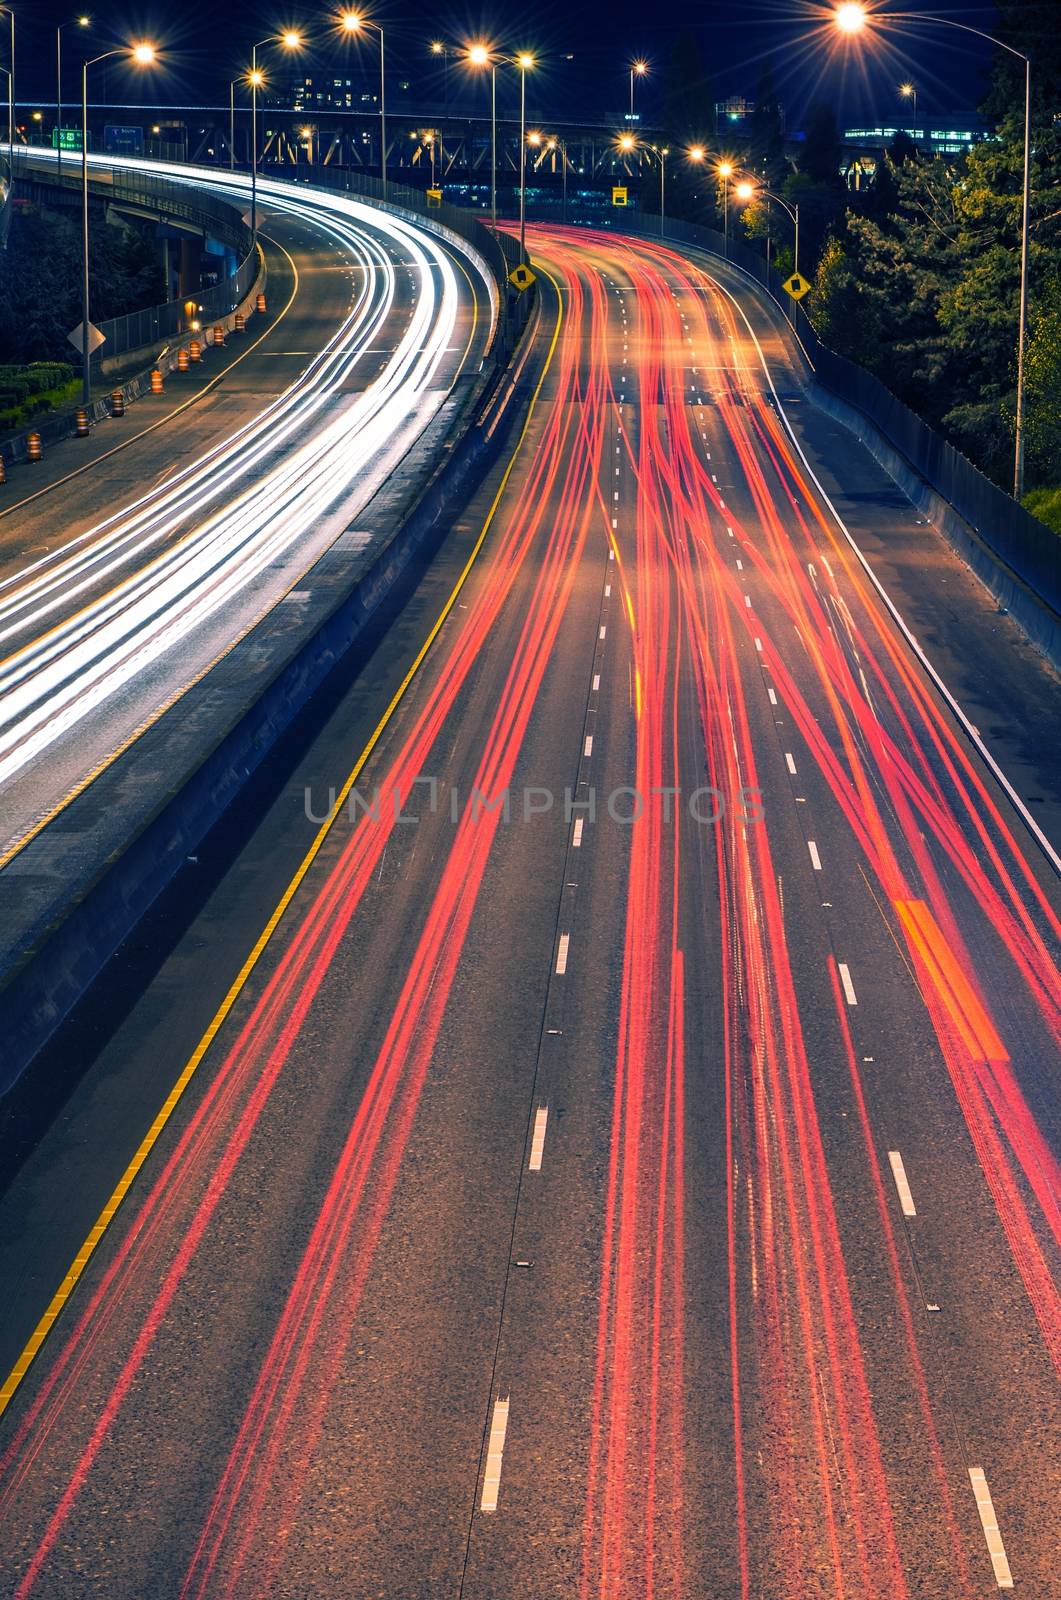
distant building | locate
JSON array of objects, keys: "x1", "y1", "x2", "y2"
[{"x1": 843, "y1": 117, "x2": 989, "y2": 155}]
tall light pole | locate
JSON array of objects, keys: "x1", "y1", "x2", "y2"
[
  {"x1": 250, "y1": 31, "x2": 301, "y2": 244},
  {"x1": 630, "y1": 58, "x2": 647, "y2": 122},
  {"x1": 1, "y1": 6, "x2": 14, "y2": 159},
  {"x1": 899, "y1": 80, "x2": 917, "y2": 142},
  {"x1": 82, "y1": 43, "x2": 156, "y2": 407},
  {"x1": 515, "y1": 52, "x2": 534, "y2": 262},
  {"x1": 834, "y1": 3, "x2": 1033, "y2": 499},
  {"x1": 342, "y1": 14, "x2": 386, "y2": 202},
  {"x1": 739, "y1": 180, "x2": 796, "y2": 273},
  {"x1": 229, "y1": 74, "x2": 237, "y2": 170},
  {"x1": 430, "y1": 41, "x2": 449, "y2": 185},
  {"x1": 466, "y1": 44, "x2": 495, "y2": 227},
  {"x1": 57, "y1": 15, "x2": 91, "y2": 178},
  {"x1": 535, "y1": 132, "x2": 569, "y2": 226}
]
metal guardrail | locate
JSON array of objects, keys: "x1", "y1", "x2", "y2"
[{"x1": 611, "y1": 209, "x2": 1060, "y2": 621}]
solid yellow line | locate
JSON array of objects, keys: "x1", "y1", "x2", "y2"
[
  {"x1": 0, "y1": 238, "x2": 292, "y2": 524},
  {"x1": 0, "y1": 263, "x2": 562, "y2": 1424}
]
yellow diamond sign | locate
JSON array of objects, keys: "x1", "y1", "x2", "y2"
[
  {"x1": 508, "y1": 263, "x2": 536, "y2": 292},
  {"x1": 782, "y1": 271, "x2": 812, "y2": 301}
]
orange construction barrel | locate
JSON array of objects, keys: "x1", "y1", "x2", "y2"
[
  {"x1": 211, "y1": 323, "x2": 225, "y2": 348},
  {"x1": 74, "y1": 408, "x2": 90, "y2": 437},
  {"x1": 234, "y1": 311, "x2": 246, "y2": 333},
  {"x1": 150, "y1": 367, "x2": 164, "y2": 394},
  {"x1": 0, "y1": 455, "x2": 6, "y2": 485},
  {"x1": 177, "y1": 347, "x2": 190, "y2": 373},
  {"x1": 255, "y1": 291, "x2": 267, "y2": 314},
  {"x1": 110, "y1": 389, "x2": 126, "y2": 418},
  {"x1": 190, "y1": 340, "x2": 202, "y2": 364},
  {"x1": 27, "y1": 432, "x2": 43, "y2": 463}
]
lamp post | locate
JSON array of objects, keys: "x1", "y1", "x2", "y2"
[
  {"x1": 899, "y1": 80, "x2": 917, "y2": 142},
  {"x1": 535, "y1": 133, "x2": 569, "y2": 226},
  {"x1": 834, "y1": 3, "x2": 1032, "y2": 500},
  {"x1": 342, "y1": 14, "x2": 386, "y2": 202},
  {"x1": 735, "y1": 178, "x2": 799, "y2": 275},
  {"x1": 57, "y1": 15, "x2": 91, "y2": 178},
  {"x1": 629, "y1": 57, "x2": 647, "y2": 122},
  {"x1": 1, "y1": 5, "x2": 14, "y2": 159},
  {"x1": 515, "y1": 52, "x2": 534, "y2": 262},
  {"x1": 466, "y1": 44, "x2": 496, "y2": 227},
  {"x1": 229, "y1": 75, "x2": 237, "y2": 170},
  {"x1": 81, "y1": 43, "x2": 155, "y2": 407},
  {"x1": 430, "y1": 41, "x2": 449, "y2": 185},
  {"x1": 250, "y1": 31, "x2": 301, "y2": 243}
]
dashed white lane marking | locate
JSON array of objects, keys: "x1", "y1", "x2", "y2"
[
  {"x1": 968, "y1": 1468, "x2": 1013, "y2": 1588},
  {"x1": 556, "y1": 934, "x2": 571, "y2": 975},
  {"x1": 754, "y1": 637, "x2": 763, "y2": 653},
  {"x1": 744, "y1": 594, "x2": 752, "y2": 608},
  {"x1": 599, "y1": 625, "x2": 607, "y2": 640},
  {"x1": 480, "y1": 1398, "x2": 511, "y2": 1513},
  {"x1": 584, "y1": 735, "x2": 594, "y2": 757},
  {"x1": 785, "y1": 752, "x2": 797, "y2": 775},
  {"x1": 609, "y1": 549, "x2": 615, "y2": 561},
  {"x1": 767, "y1": 686, "x2": 777, "y2": 705},
  {"x1": 605, "y1": 584, "x2": 611, "y2": 597},
  {"x1": 613, "y1": 491, "x2": 620, "y2": 501},
  {"x1": 736, "y1": 559, "x2": 743, "y2": 570},
  {"x1": 528, "y1": 1106, "x2": 549, "y2": 1171},
  {"x1": 592, "y1": 673, "x2": 600, "y2": 691},
  {"x1": 838, "y1": 963, "x2": 858, "y2": 1006},
  {"x1": 572, "y1": 817, "x2": 584, "y2": 848},
  {"x1": 807, "y1": 840, "x2": 822, "y2": 872},
  {"x1": 887, "y1": 1150, "x2": 917, "y2": 1217}
]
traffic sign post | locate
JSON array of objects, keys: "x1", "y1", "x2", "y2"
[
  {"x1": 612, "y1": 186, "x2": 628, "y2": 207},
  {"x1": 782, "y1": 271, "x2": 812, "y2": 302},
  {"x1": 425, "y1": 188, "x2": 442, "y2": 210},
  {"x1": 508, "y1": 263, "x2": 536, "y2": 293}
]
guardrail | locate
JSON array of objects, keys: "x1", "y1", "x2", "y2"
[{"x1": 613, "y1": 210, "x2": 1060, "y2": 623}]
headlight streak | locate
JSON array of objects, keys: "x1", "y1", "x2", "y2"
[{"x1": 0, "y1": 156, "x2": 482, "y2": 793}]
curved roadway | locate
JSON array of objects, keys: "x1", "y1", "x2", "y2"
[
  {"x1": 0, "y1": 223, "x2": 1056, "y2": 1598},
  {"x1": 0, "y1": 157, "x2": 494, "y2": 860}
]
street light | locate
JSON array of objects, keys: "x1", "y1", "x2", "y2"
[
  {"x1": 57, "y1": 15, "x2": 91, "y2": 177},
  {"x1": 81, "y1": 43, "x2": 156, "y2": 406},
  {"x1": 619, "y1": 135, "x2": 668, "y2": 237},
  {"x1": 465, "y1": 43, "x2": 496, "y2": 224},
  {"x1": 515, "y1": 51, "x2": 534, "y2": 263},
  {"x1": 1, "y1": 5, "x2": 14, "y2": 160},
  {"x1": 832, "y1": 2, "x2": 1033, "y2": 495},
  {"x1": 734, "y1": 177, "x2": 800, "y2": 275},
  {"x1": 250, "y1": 31, "x2": 302, "y2": 241},
  {"x1": 899, "y1": 80, "x2": 917, "y2": 140},
  {"x1": 342, "y1": 13, "x2": 387, "y2": 202},
  {"x1": 429, "y1": 41, "x2": 450, "y2": 188},
  {"x1": 629, "y1": 57, "x2": 647, "y2": 121}
]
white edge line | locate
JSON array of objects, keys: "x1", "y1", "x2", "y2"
[
  {"x1": 480, "y1": 1397, "x2": 511, "y2": 1513},
  {"x1": 702, "y1": 261, "x2": 1061, "y2": 876}
]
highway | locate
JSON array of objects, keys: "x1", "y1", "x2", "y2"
[
  {"x1": 0, "y1": 157, "x2": 494, "y2": 861},
  {"x1": 0, "y1": 221, "x2": 1057, "y2": 1597}
]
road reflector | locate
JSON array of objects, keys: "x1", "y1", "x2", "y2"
[
  {"x1": 612, "y1": 185, "x2": 628, "y2": 207},
  {"x1": 782, "y1": 270, "x2": 812, "y2": 301},
  {"x1": 508, "y1": 263, "x2": 536, "y2": 292}
]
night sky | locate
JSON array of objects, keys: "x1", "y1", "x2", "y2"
[{"x1": 11, "y1": 2, "x2": 1000, "y2": 129}]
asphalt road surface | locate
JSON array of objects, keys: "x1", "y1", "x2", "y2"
[
  {"x1": 0, "y1": 159, "x2": 493, "y2": 862},
  {"x1": 0, "y1": 224, "x2": 1056, "y2": 1599}
]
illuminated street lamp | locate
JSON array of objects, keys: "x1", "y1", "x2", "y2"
[
  {"x1": 532, "y1": 130, "x2": 569, "y2": 225},
  {"x1": 629, "y1": 57, "x2": 648, "y2": 121},
  {"x1": 735, "y1": 176, "x2": 800, "y2": 274},
  {"x1": 250, "y1": 31, "x2": 302, "y2": 241},
  {"x1": 832, "y1": 3, "x2": 1032, "y2": 498},
  {"x1": 341, "y1": 12, "x2": 387, "y2": 202},
  {"x1": 899, "y1": 79, "x2": 917, "y2": 139},
  {"x1": 1, "y1": 5, "x2": 14, "y2": 159},
  {"x1": 57, "y1": 15, "x2": 91, "y2": 177},
  {"x1": 465, "y1": 44, "x2": 535, "y2": 242},
  {"x1": 619, "y1": 135, "x2": 668, "y2": 237},
  {"x1": 81, "y1": 43, "x2": 156, "y2": 406},
  {"x1": 429, "y1": 41, "x2": 450, "y2": 184}
]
